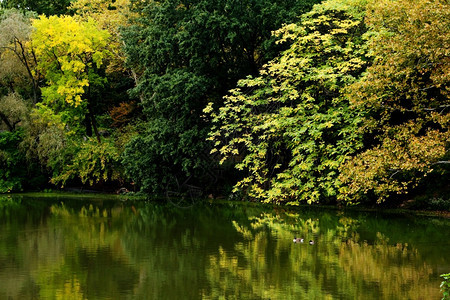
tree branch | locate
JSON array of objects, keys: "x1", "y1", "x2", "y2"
[{"x1": 432, "y1": 161, "x2": 450, "y2": 165}]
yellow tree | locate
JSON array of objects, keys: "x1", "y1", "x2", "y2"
[
  {"x1": 70, "y1": 0, "x2": 136, "y2": 76},
  {"x1": 70, "y1": 0, "x2": 141, "y2": 134},
  {"x1": 339, "y1": 0, "x2": 450, "y2": 203},
  {"x1": 31, "y1": 15, "x2": 111, "y2": 141}
]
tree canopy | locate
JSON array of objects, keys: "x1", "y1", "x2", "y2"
[
  {"x1": 121, "y1": 0, "x2": 320, "y2": 194},
  {"x1": 206, "y1": 0, "x2": 369, "y2": 204},
  {"x1": 31, "y1": 15, "x2": 110, "y2": 140},
  {"x1": 0, "y1": 0, "x2": 73, "y2": 15},
  {"x1": 339, "y1": 0, "x2": 450, "y2": 203},
  {"x1": 0, "y1": 0, "x2": 448, "y2": 208}
]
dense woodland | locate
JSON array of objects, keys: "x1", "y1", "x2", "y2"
[{"x1": 0, "y1": 0, "x2": 448, "y2": 207}]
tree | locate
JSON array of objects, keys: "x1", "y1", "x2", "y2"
[
  {"x1": 0, "y1": 0, "x2": 73, "y2": 15},
  {"x1": 50, "y1": 137, "x2": 122, "y2": 187},
  {"x1": 26, "y1": 15, "x2": 129, "y2": 188},
  {"x1": 0, "y1": 93, "x2": 27, "y2": 132},
  {"x1": 70, "y1": 0, "x2": 141, "y2": 133},
  {"x1": 31, "y1": 15, "x2": 111, "y2": 142},
  {"x1": 339, "y1": 0, "x2": 450, "y2": 203},
  {"x1": 121, "y1": 0, "x2": 319, "y2": 194},
  {"x1": 70, "y1": 0, "x2": 136, "y2": 75},
  {"x1": 0, "y1": 9, "x2": 41, "y2": 104},
  {"x1": 205, "y1": 0, "x2": 369, "y2": 204},
  {"x1": 0, "y1": 129, "x2": 25, "y2": 192}
]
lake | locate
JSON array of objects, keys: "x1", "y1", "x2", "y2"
[{"x1": 0, "y1": 194, "x2": 449, "y2": 299}]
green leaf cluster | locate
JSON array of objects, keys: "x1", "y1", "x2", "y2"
[
  {"x1": 442, "y1": 273, "x2": 450, "y2": 300},
  {"x1": 0, "y1": 128, "x2": 44, "y2": 193},
  {"x1": 121, "y1": 0, "x2": 319, "y2": 193},
  {"x1": 0, "y1": 0, "x2": 73, "y2": 15},
  {"x1": 0, "y1": 129, "x2": 25, "y2": 192},
  {"x1": 51, "y1": 137, "x2": 122, "y2": 187}
]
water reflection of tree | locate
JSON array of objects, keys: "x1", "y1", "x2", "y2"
[
  {"x1": 118, "y1": 203, "x2": 252, "y2": 299},
  {"x1": 339, "y1": 239, "x2": 436, "y2": 299},
  {"x1": 0, "y1": 198, "x2": 447, "y2": 299},
  {"x1": 0, "y1": 199, "x2": 139, "y2": 299},
  {"x1": 203, "y1": 211, "x2": 442, "y2": 299}
]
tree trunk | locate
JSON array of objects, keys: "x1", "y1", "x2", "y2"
[
  {"x1": 0, "y1": 111, "x2": 14, "y2": 131},
  {"x1": 86, "y1": 82, "x2": 101, "y2": 143},
  {"x1": 84, "y1": 113, "x2": 93, "y2": 137},
  {"x1": 89, "y1": 106, "x2": 101, "y2": 143}
]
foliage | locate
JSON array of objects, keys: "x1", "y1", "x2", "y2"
[
  {"x1": 0, "y1": 129, "x2": 26, "y2": 192},
  {"x1": 23, "y1": 109, "x2": 67, "y2": 172},
  {"x1": 70, "y1": 0, "x2": 131, "y2": 32},
  {"x1": 0, "y1": 92, "x2": 28, "y2": 131},
  {"x1": 0, "y1": 0, "x2": 447, "y2": 204},
  {"x1": 32, "y1": 15, "x2": 110, "y2": 108},
  {"x1": 339, "y1": 0, "x2": 450, "y2": 204},
  {"x1": 31, "y1": 15, "x2": 111, "y2": 140},
  {"x1": 21, "y1": 109, "x2": 123, "y2": 188},
  {"x1": 70, "y1": 0, "x2": 141, "y2": 122},
  {"x1": 121, "y1": 0, "x2": 319, "y2": 194},
  {"x1": 70, "y1": 0, "x2": 134, "y2": 74},
  {"x1": 0, "y1": 9, "x2": 41, "y2": 103},
  {"x1": 51, "y1": 138, "x2": 122, "y2": 187},
  {"x1": 206, "y1": 0, "x2": 369, "y2": 204},
  {"x1": 442, "y1": 273, "x2": 450, "y2": 300},
  {"x1": 122, "y1": 118, "x2": 209, "y2": 194},
  {"x1": 109, "y1": 101, "x2": 136, "y2": 128},
  {"x1": 0, "y1": 0, "x2": 73, "y2": 15}
]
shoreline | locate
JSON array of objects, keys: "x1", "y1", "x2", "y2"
[{"x1": 3, "y1": 191, "x2": 449, "y2": 219}]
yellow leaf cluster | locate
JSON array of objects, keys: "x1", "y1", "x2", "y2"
[
  {"x1": 31, "y1": 15, "x2": 110, "y2": 107},
  {"x1": 70, "y1": 0, "x2": 135, "y2": 73},
  {"x1": 340, "y1": 0, "x2": 450, "y2": 203}
]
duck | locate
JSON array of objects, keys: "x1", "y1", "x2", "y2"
[
  {"x1": 309, "y1": 240, "x2": 315, "y2": 245},
  {"x1": 293, "y1": 237, "x2": 304, "y2": 243}
]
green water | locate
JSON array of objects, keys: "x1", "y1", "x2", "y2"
[{"x1": 0, "y1": 195, "x2": 449, "y2": 299}]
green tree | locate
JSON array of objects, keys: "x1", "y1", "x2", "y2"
[
  {"x1": 206, "y1": 0, "x2": 369, "y2": 204},
  {"x1": 0, "y1": 0, "x2": 73, "y2": 15},
  {"x1": 0, "y1": 129, "x2": 25, "y2": 192},
  {"x1": 121, "y1": 0, "x2": 319, "y2": 194},
  {"x1": 0, "y1": 9, "x2": 47, "y2": 193},
  {"x1": 339, "y1": 0, "x2": 450, "y2": 204}
]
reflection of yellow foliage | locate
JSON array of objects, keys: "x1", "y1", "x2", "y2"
[
  {"x1": 339, "y1": 240, "x2": 439, "y2": 299},
  {"x1": 208, "y1": 211, "x2": 442, "y2": 299},
  {"x1": 49, "y1": 204, "x2": 127, "y2": 259},
  {"x1": 248, "y1": 213, "x2": 320, "y2": 238},
  {"x1": 232, "y1": 220, "x2": 253, "y2": 240},
  {"x1": 336, "y1": 216, "x2": 360, "y2": 238},
  {"x1": 56, "y1": 278, "x2": 85, "y2": 300}
]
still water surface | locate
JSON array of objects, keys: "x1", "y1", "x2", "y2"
[{"x1": 0, "y1": 194, "x2": 449, "y2": 299}]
